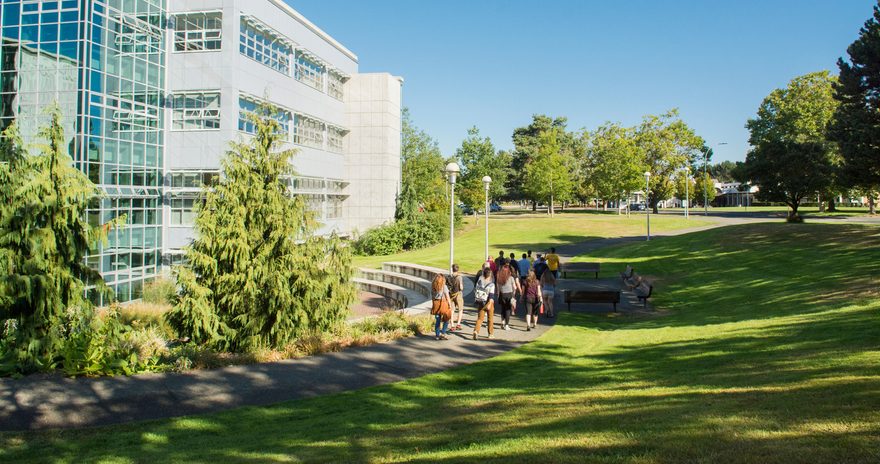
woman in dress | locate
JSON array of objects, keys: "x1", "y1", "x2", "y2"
[{"x1": 540, "y1": 268, "x2": 557, "y2": 318}]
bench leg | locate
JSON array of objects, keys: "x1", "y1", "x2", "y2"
[
  {"x1": 595, "y1": 272, "x2": 598, "y2": 280},
  {"x1": 567, "y1": 302, "x2": 571, "y2": 312},
  {"x1": 613, "y1": 302, "x2": 617, "y2": 312}
]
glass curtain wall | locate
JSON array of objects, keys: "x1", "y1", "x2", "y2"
[{"x1": 0, "y1": 0, "x2": 167, "y2": 303}]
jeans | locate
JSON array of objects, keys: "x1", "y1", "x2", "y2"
[
  {"x1": 499, "y1": 292, "x2": 514, "y2": 325},
  {"x1": 434, "y1": 315, "x2": 449, "y2": 337}
]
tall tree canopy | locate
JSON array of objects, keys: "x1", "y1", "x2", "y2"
[
  {"x1": 455, "y1": 127, "x2": 511, "y2": 212},
  {"x1": 636, "y1": 109, "x2": 705, "y2": 213},
  {"x1": 523, "y1": 129, "x2": 574, "y2": 215},
  {"x1": 586, "y1": 122, "x2": 643, "y2": 211},
  {"x1": 167, "y1": 104, "x2": 355, "y2": 351},
  {"x1": 831, "y1": 1, "x2": 880, "y2": 214},
  {"x1": 397, "y1": 108, "x2": 447, "y2": 219},
  {"x1": 511, "y1": 115, "x2": 582, "y2": 208},
  {"x1": 744, "y1": 71, "x2": 839, "y2": 221}
]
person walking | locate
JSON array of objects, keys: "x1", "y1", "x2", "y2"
[
  {"x1": 506, "y1": 258, "x2": 520, "y2": 318},
  {"x1": 472, "y1": 266, "x2": 496, "y2": 340},
  {"x1": 496, "y1": 263, "x2": 519, "y2": 330},
  {"x1": 494, "y1": 250, "x2": 506, "y2": 274},
  {"x1": 447, "y1": 264, "x2": 465, "y2": 332},
  {"x1": 527, "y1": 250, "x2": 534, "y2": 266},
  {"x1": 431, "y1": 273, "x2": 453, "y2": 340},
  {"x1": 540, "y1": 268, "x2": 557, "y2": 318},
  {"x1": 517, "y1": 253, "x2": 531, "y2": 288},
  {"x1": 523, "y1": 270, "x2": 542, "y2": 330},
  {"x1": 485, "y1": 255, "x2": 497, "y2": 274},
  {"x1": 533, "y1": 254, "x2": 548, "y2": 280},
  {"x1": 546, "y1": 247, "x2": 561, "y2": 279}
]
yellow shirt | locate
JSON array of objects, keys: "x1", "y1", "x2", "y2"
[{"x1": 546, "y1": 253, "x2": 560, "y2": 271}]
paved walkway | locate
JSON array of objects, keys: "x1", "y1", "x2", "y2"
[{"x1": 0, "y1": 294, "x2": 552, "y2": 431}]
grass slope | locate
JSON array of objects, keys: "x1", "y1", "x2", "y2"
[
  {"x1": 3, "y1": 223, "x2": 879, "y2": 463},
  {"x1": 354, "y1": 211, "x2": 709, "y2": 272}
]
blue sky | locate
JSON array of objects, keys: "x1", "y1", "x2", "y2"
[{"x1": 287, "y1": 0, "x2": 874, "y2": 163}]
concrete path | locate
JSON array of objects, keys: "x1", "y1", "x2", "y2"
[{"x1": 0, "y1": 295, "x2": 551, "y2": 431}]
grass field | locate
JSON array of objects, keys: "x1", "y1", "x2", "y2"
[
  {"x1": 354, "y1": 211, "x2": 711, "y2": 272},
  {"x1": 3, "y1": 222, "x2": 878, "y2": 463}
]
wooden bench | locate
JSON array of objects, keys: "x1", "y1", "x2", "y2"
[
  {"x1": 561, "y1": 262, "x2": 600, "y2": 279},
  {"x1": 562, "y1": 289, "x2": 621, "y2": 312}
]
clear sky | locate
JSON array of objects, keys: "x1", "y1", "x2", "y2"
[{"x1": 287, "y1": 0, "x2": 874, "y2": 163}]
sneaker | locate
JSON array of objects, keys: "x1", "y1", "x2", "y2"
[
  {"x1": 440, "y1": 334, "x2": 449, "y2": 340},
  {"x1": 503, "y1": 324, "x2": 509, "y2": 331},
  {"x1": 527, "y1": 326, "x2": 531, "y2": 332},
  {"x1": 472, "y1": 332, "x2": 478, "y2": 340},
  {"x1": 435, "y1": 336, "x2": 441, "y2": 340},
  {"x1": 487, "y1": 334, "x2": 494, "y2": 339}
]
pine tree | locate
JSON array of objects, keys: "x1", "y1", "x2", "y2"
[
  {"x1": 0, "y1": 106, "x2": 121, "y2": 373},
  {"x1": 167, "y1": 104, "x2": 355, "y2": 351}
]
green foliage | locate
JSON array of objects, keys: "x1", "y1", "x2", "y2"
[
  {"x1": 744, "y1": 72, "x2": 839, "y2": 221},
  {"x1": 398, "y1": 108, "x2": 448, "y2": 217},
  {"x1": 511, "y1": 115, "x2": 583, "y2": 205},
  {"x1": 586, "y1": 122, "x2": 643, "y2": 206},
  {"x1": 693, "y1": 172, "x2": 717, "y2": 206},
  {"x1": 354, "y1": 212, "x2": 446, "y2": 256},
  {"x1": 636, "y1": 109, "x2": 705, "y2": 212},
  {"x1": 142, "y1": 278, "x2": 177, "y2": 305},
  {"x1": 831, "y1": 2, "x2": 880, "y2": 208},
  {"x1": 454, "y1": 127, "x2": 512, "y2": 210},
  {"x1": 523, "y1": 129, "x2": 575, "y2": 215},
  {"x1": 0, "y1": 106, "x2": 131, "y2": 376},
  {"x1": 166, "y1": 103, "x2": 356, "y2": 352}
]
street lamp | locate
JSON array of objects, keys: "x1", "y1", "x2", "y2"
[
  {"x1": 703, "y1": 142, "x2": 728, "y2": 216},
  {"x1": 445, "y1": 162, "x2": 460, "y2": 273},
  {"x1": 684, "y1": 166, "x2": 690, "y2": 219},
  {"x1": 644, "y1": 171, "x2": 651, "y2": 241},
  {"x1": 482, "y1": 175, "x2": 492, "y2": 261}
]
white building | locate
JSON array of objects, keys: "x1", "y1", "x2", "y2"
[{"x1": 165, "y1": 0, "x2": 403, "y2": 261}]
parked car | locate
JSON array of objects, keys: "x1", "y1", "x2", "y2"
[
  {"x1": 489, "y1": 202, "x2": 503, "y2": 212},
  {"x1": 629, "y1": 203, "x2": 647, "y2": 211},
  {"x1": 459, "y1": 204, "x2": 474, "y2": 215}
]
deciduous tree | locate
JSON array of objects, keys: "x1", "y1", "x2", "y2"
[
  {"x1": 523, "y1": 129, "x2": 574, "y2": 215},
  {"x1": 586, "y1": 123, "x2": 643, "y2": 213},
  {"x1": 744, "y1": 71, "x2": 839, "y2": 221},
  {"x1": 455, "y1": 127, "x2": 511, "y2": 214},
  {"x1": 397, "y1": 108, "x2": 447, "y2": 218}
]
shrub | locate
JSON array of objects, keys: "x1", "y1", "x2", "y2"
[
  {"x1": 142, "y1": 278, "x2": 177, "y2": 305},
  {"x1": 354, "y1": 212, "x2": 447, "y2": 256}
]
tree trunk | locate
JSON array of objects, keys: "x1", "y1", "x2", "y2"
[
  {"x1": 828, "y1": 197, "x2": 837, "y2": 212},
  {"x1": 652, "y1": 197, "x2": 659, "y2": 214},
  {"x1": 532, "y1": 200, "x2": 537, "y2": 212},
  {"x1": 870, "y1": 196, "x2": 876, "y2": 215},
  {"x1": 818, "y1": 194, "x2": 825, "y2": 213},
  {"x1": 550, "y1": 194, "x2": 555, "y2": 216},
  {"x1": 787, "y1": 200, "x2": 803, "y2": 223}
]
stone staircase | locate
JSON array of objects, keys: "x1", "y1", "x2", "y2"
[{"x1": 353, "y1": 262, "x2": 475, "y2": 317}]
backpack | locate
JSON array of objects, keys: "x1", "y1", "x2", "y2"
[{"x1": 446, "y1": 273, "x2": 462, "y2": 294}]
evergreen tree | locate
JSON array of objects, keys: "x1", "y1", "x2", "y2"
[
  {"x1": 0, "y1": 107, "x2": 122, "y2": 373},
  {"x1": 167, "y1": 104, "x2": 355, "y2": 351},
  {"x1": 831, "y1": 1, "x2": 880, "y2": 214}
]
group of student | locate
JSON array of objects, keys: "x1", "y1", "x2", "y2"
[{"x1": 429, "y1": 248, "x2": 562, "y2": 341}]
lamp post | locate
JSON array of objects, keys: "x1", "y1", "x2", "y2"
[
  {"x1": 703, "y1": 142, "x2": 728, "y2": 215},
  {"x1": 684, "y1": 166, "x2": 690, "y2": 219},
  {"x1": 445, "y1": 162, "x2": 460, "y2": 273},
  {"x1": 482, "y1": 175, "x2": 492, "y2": 261},
  {"x1": 644, "y1": 171, "x2": 651, "y2": 241}
]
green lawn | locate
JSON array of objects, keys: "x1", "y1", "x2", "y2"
[
  {"x1": 354, "y1": 211, "x2": 711, "y2": 272},
  {"x1": 3, "y1": 223, "x2": 878, "y2": 463}
]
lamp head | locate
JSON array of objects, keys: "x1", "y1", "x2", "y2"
[
  {"x1": 445, "y1": 162, "x2": 460, "y2": 184},
  {"x1": 644, "y1": 171, "x2": 651, "y2": 180}
]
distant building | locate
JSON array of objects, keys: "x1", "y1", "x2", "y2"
[{"x1": 713, "y1": 182, "x2": 757, "y2": 207}]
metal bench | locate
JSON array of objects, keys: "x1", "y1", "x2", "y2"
[{"x1": 562, "y1": 289, "x2": 621, "y2": 312}]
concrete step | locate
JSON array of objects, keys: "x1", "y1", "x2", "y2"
[
  {"x1": 358, "y1": 268, "x2": 432, "y2": 298},
  {"x1": 351, "y1": 277, "x2": 432, "y2": 317}
]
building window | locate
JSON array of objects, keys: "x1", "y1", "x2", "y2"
[
  {"x1": 295, "y1": 51, "x2": 324, "y2": 91},
  {"x1": 327, "y1": 126, "x2": 345, "y2": 153},
  {"x1": 239, "y1": 18, "x2": 291, "y2": 75},
  {"x1": 328, "y1": 72, "x2": 345, "y2": 100},
  {"x1": 171, "y1": 92, "x2": 220, "y2": 130},
  {"x1": 293, "y1": 114, "x2": 323, "y2": 148},
  {"x1": 169, "y1": 171, "x2": 218, "y2": 189},
  {"x1": 170, "y1": 198, "x2": 197, "y2": 225},
  {"x1": 326, "y1": 197, "x2": 344, "y2": 219},
  {"x1": 238, "y1": 97, "x2": 290, "y2": 136},
  {"x1": 173, "y1": 12, "x2": 223, "y2": 52}
]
